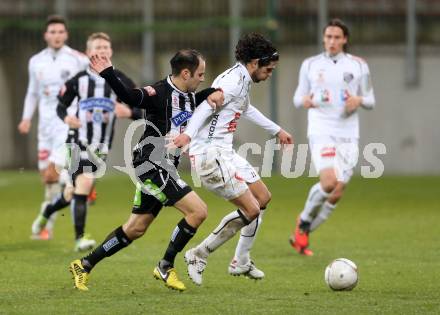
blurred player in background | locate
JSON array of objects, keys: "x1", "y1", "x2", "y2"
[
  {"x1": 18, "y1": 15, "x2": 89, "y2": 240},
  {"x1": 173, "y1": 33, "x2": 292, "y2": 285},
  {"x1": 290, "y1": 18, "x2": 375, "y2": 255},
  {"x1": 31, "y1": 32, "x2": 141, "y2": 251}
]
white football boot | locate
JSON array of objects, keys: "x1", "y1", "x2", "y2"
[
  {"x1": 75, "y1": 235, "x2": 96, "y2": 252},
  {"x1": 228, "y1": 258, "x2": 265, "y2": 280},
  {"x1": 184, "y1": 248, "x2": 207, "y2": 285}
]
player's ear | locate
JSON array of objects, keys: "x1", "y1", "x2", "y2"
[
  {"x1": 181, "y1": 69, "x2": 190, "y2": 80},
  {"x1": 251, "y1": 59, "x2": 259, "y2": 69}
]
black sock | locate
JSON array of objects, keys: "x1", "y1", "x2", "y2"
[
  {"x1": 43, "y1": 193, "x2": 70, "y2": 219},
  {"x1": 72, "y1": 194, "x2": 88, "y2": 240},
  {"x1": 299, "y1": 220, "x2": 311, "y2": 233},
  {"x1": 81, "y1": 226, "x2": 132, "y2": 273},
  {"x1": 162, "y1": 218, "x2": 197, "y2": 267}
]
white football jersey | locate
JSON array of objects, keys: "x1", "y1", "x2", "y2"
[
  {"x1": 293, "y1": 52, "x2": 375, "y2": 138},
  {"x1": 22, "y1": 45, "x2": 89, "y2": 124},
  {"x1": 184, "y1": 63, "x2": 280, "y2": 155}
]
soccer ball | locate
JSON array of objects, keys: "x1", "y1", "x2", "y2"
[{"x1": 324, "y1": 258, "x2": 358, "y2": 291}]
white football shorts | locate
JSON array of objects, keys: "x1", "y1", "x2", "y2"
[
  {"x1": 190, "y1": 148, "x2": 260, "y2": 200},
  {"x1": 37, "y1": 121, "x2": 69, "y2": 170},
  {"x1": 309, "y1": 135, "x2": 359, "y2": 183}
]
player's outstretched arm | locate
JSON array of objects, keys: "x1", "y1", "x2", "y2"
[
  {"x1": 91, "y1": 55, "x2": 152, "y2": 109},
  {"x1": 185, "y1": 101, "x2": 214, "y2": 136},
  {"x1": 242, "y1": 104, "x2": 281, "y2": 135}
]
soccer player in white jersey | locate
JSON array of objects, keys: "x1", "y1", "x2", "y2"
[
  {"x1": 173, "y1": 33, "x2": 293, "y2": 285},
  {"x1": 18, "y1": 15, "x2": 88, "y2": 240},
  {"x1": 289, "y1": 19, "x2": 375, "y2": 256}
]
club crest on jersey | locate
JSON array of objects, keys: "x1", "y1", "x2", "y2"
[
  {"x1": 172, "y1": 111, "x2": 192, "y2": 127},
  {"x1": 343, "y1": 72, "x2": 354, "y2": 83},
  {"x1": 93, "y1": 111, "x2": 103, "y2": 123}
]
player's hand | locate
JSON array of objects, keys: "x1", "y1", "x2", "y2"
[
  {"x1": 276, "y1": 129, "x2": 294, "y2": 148},
  {"x1": 206, "y1": 90, "x2": 224, "y2": 110},
  {"x1": 64, "y1": 115, "x2": 82, "y2": 129},
  {"x1": 143, "y1": 85, "x2": 156, "y2": 96},
  {"x1": 172, "y1": 133, "x2": 191, "y2": 149},
  {"x1": 344, "y1": 95, "x2": 362, "y2": 115},
  {"x1": 90, "y1": 54, "x2": 113, "y2": 74},
  {"x1": 115, "y1": 103, "x2": 132, "y2": 118},
  {"x1": 18, "y1": 119, "x2": 31, "y2": 134},
  {"x1": 303, "y1": 94, "x2": 317, "y2": 109}
]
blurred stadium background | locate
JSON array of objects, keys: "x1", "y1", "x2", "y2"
[{"x1": 0, "y1": 0, "x2": 439, "y2": 175}]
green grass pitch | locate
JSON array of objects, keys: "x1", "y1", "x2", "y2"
[{"x1": 0, "y1": 171, "x2": 439, "y2": 314}]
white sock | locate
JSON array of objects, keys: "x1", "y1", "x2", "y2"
[
  {"x1": 44, "y1": 183, "x2": 61, "y2": 231},
  {"x1": 45, "y1": 183, "x2": 62, "y2": 201},
  {"x1": 310, "y1": 201, "x2": 336, "y2": 232},
  {"x1": 299, "y1": 183, "x2": 330, "y2": 223},
  {"x1": 195, "y1": 209, "x2": 250, "y2": 259},
  {"x1": 59, "y1": 169, "x2": 71, "y2": 187},
  {"x1": 234, "y1": 209, "x2": 266, "y2": 265}
]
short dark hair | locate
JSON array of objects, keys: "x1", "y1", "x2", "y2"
[
  {"x1": 170, "y1": 49, "x2": 204, "y2": 76},
  {"x1": 324, "y1": 18, "x2": 350, "y2": 52},
  {"x1": 45, "y1": 15, "x2": 67, "y2": 31},
  {"x1": 235, "y1": 32, "x2": 279, "y2": 67}
]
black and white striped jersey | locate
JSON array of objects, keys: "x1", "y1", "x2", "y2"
[
  {"x1": 99, "y1": 66, "x2": 217, "y2": 167},
  {"x1": 57, "y1": 68, "x2": 137, "y2": 154}
]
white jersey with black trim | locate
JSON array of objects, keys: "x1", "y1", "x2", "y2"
[
  {"x1": 293, "y1": 52, "x2": 375, "y2": 138},
  {"x1": 184, "y1": 62, "x2": 281, "y2": 155},
  {"x1": 22, "y1": 45, "x2": 89, "y2": 124}
]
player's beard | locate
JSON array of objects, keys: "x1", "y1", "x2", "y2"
[{"x1": 251, "y1": 73, "x2": 261, "y2": 83}]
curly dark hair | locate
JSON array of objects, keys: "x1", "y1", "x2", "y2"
[{"x1": 235, "y1": 32, "x2": 279, "y2": 66}]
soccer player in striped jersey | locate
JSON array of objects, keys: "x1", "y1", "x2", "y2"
[
  {"x1": 290, "y1": 19, "x2": 375, "y2": 256},
  {"x1": 18, "y1": 15, "x2": 89, "y2": 240},
  {"x1": 31, "y1": 32, "x2": 141, "y2": 251},
  {"x1": 68, "y1": 49, "x2": 224, "y2": 292}
]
